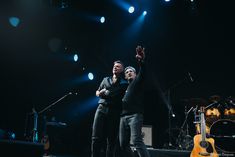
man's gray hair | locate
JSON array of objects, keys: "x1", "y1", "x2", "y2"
[{"x1": 124, "y1": 66, "x2": 136, "y2": 73}]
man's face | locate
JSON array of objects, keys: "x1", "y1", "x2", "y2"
[
  {"x1": 112, "y1": 63, "x2": 123, "y2": 75},
  {"x1": 125, "y1": 68, "x2": 136, "y2": 81}
]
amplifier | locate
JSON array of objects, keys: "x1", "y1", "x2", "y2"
[{"x1": 130, "y1": 125, "x2": 153, "y2": 147}]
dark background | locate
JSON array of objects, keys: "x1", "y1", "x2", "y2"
[{"x1": 0, "y1": 0, "x2": 234, "y2": 156}]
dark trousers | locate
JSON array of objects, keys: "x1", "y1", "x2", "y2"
[
  {"x1": 119, "y1": 113, "x2": 150, "y2": 157},
  {"x1": 91, "y1": 104, "x2": 121, "y2": 157}
]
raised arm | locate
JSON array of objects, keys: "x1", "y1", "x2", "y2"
[
  {"x1": 135, "y1": 45, "x2": 145, "y2": 63},
  {"x1": 135, "y1": 45, "x2": 146, "y2": 80}
]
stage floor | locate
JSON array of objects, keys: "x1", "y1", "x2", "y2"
[{"x1": 1, "y1": 139, "x2": 234, "y2": 157}]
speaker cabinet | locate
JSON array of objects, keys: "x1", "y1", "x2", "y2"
[
  {"x1": 130, "y1": 125, "x2": 153, "y2": 147},
  {"x1": 142, "y1": 125, "x2": 153, "y2": 147}
]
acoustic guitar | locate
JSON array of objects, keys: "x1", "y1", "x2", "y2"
[{"x1": 190, "y1": 107, "x2": 218, "y2": 157}]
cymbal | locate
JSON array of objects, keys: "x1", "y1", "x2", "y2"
[
  {"x1": 209, "y1": 95, "x2": 221, "y2": 103},
  {"x1": 181, "y1": 98, "x2": 208, "y2": 106},
  {"x1": 226, "y1": 96, "x2": 235, "y2": 102}
]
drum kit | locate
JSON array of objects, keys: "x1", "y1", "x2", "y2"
[{"x1": 185, "y1": 95, "x2": 235, "y2": 153}]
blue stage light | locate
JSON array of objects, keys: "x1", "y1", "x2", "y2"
[
  {"x1": 9, "y1": 17, "x2": 20, "y2": 27},
  {"x1": 143, "y1": 11, "x2": 147, "y2": 16},
  {"x1": 8, "y1": 132, "x2": 16, "y2": 140},
  {"x1": 100, "y1": 16, "x2": 105, "y2": 23},
  {"x1": 128, "y1": 6, "x2": 135, "y2": 13},
  {"x1": 88, "y1": 73, "x2": 94, "y2": 80},
  {"x1": 74, "y1": 54, "x2": 78, "y2": 62}
]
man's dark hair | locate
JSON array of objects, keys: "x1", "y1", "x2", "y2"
[
  {"x1": 114, "y1": 60, "x2": 124, "y2": 68},
  {"x1": 113, "y1": 60, "x2": 124, "y2": 74}
]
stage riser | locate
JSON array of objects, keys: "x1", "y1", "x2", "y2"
[
  {"x1": 0, "y1": 140, "x2": 44, "y2": 157},
  {"x1": 136, "y1": 149, "x2": 190, "y2": 157}
]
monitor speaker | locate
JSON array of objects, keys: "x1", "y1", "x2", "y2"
[
  {"x1": 130, "y1": 125, "x2": 153, "y2": 147},
  {"x1": 141, "y1": 125, "x2": 152, "y2": 147}
]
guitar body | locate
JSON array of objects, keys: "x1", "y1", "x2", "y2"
[{"x1": 190, "y1": 134, "x2": 218, "y2": 157}]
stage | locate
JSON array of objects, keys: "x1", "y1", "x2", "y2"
[
  {"x1": 0, "y1": 139, "x2": 190, "y2": 157},
  {"x1": 0, "y1": 139, "x2": 191, "y2": 157},
  {"x1": 1, "y1": 139, "x2": 235, "y2": 157},
  {"x1": 147, "y1": 148, "x2": 190, "y2": 157}
]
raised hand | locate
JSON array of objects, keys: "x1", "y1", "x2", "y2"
[{"x1": 135, "y1": 45, "x2": 145, "y2": 61}]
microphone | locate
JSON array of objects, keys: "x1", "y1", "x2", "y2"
[{"x1": 188, "y1": 72, "x2": 194, "y2": 82}]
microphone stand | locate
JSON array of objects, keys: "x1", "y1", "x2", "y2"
[
  {"x1": 38, "y1": 92, "x2": 73, "y2": 115},
  {"x1": 176, "y1": 106, "x2": 193, "y2": 150},
  {"x1": 38, "y1": 92, "x2": 73, "y2": 141},
  {"x1": 26, "y1": 92, "x2": 73, "y2": 143},
  {"x1": 32, "y1": 108, "x2": 39, "y2": 143},
  {"x1": 24, "y1": 107, "x2": 39, "y2": 143},
  {"x1": 163, "y1": 75, "x2": 190, "y2": 149},
  {"x1": 166, "y1": 90, "x2": 174, "y2": 148}
]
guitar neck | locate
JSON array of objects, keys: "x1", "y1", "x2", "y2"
[
  {"x1": 200, "y1": 112, "x2": 206, "y2": 141},
  {"x1": 199, "y1": 106, "x2": 207, "y2": 142}
]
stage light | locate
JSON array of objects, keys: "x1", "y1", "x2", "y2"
[
  {"x1": 0, "y1": 129, "x2": 16, "y2": 140},
  {"x1": 165, "y1": 0, "x2": 171, "y2": 2},
  {"x1": 73, "y1": 54, "x2": 78, "y2": 62},
  {"x1": 143, "y1": 11, "x2": 147, "y2": 16},
  {"x1": 9, "y1": 17, "x2": 20, "y2": 27},
  {"x1": 8, "y1": 131, "x2": 16, "y2": 140},
  {"x1": 100, "y1": 16, "x2": 105, "y2": 23},
  {"x1": 88, "y1": 73, "x2": 94, "y2": 80},
  {"x1": 128, "y1": 6, "x2": 135, "y2": 13}
]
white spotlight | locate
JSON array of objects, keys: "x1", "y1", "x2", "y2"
[
  {"x1": 143, "y1": 11, "x2": 147, "y2": 16},
  {"x1": 100, "y1": 16, "x2": 105, "y2": 23},
  {"x1": 88, "y1": 73, "x2": 94, "y2": 80},
  {"x1": 73, "y1": 54, "x2": 78, "y2": 62},
  {"x1": 165, "y1": 0, "x2": 170, "y2": 2},
  {"x1": 128, "y1": 6, "x2": 135, "y2": 13}
]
